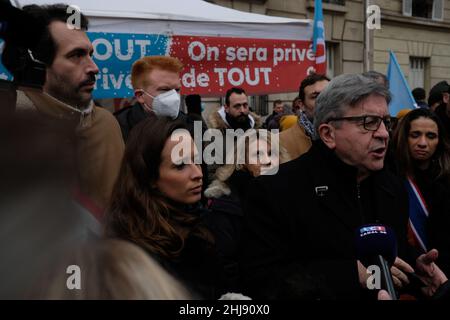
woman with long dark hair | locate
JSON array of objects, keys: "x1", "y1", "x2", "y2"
[
  {"x1": 105, "y1": 115, "x2": 225, "y2": 299},
  {"x1": 392, "y1": 108, "x2": 450, "y2": 275}
]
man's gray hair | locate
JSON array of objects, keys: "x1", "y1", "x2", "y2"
[
  {"x1": 362, "y1": 71, "x2": 389, "y2": 88},
  {"x1": 313, "y1": 74, "x2": 391, "y2": 138}
]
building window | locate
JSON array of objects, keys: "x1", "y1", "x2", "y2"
[
  {"x1": 323, "y1": 0, "x2": 345, "y2": 5},
  {"x1": 251, "y1": 95, "x2": 269, "y2": 116},
  {"x1": 413, "y1": 0, "x2": 432, "y2": 18},
  {"x1": 409, "y1": 57, "x2": 427, "y2": 90},
  {"x1": 432, "y1": 0, "x2": 445, "y2": 20},
  {"x1": 403, "y1": 0, "x2": 444, "y2": 21},
  {"x1": 326, "y1": 43, "x2": 335, "y2": 79}
]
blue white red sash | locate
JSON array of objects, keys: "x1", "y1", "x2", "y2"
[{"x1": 405, "y1": 177, "x2": 429, "y2": 253}]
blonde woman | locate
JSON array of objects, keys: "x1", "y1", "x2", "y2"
[{"x1": 204, "y1": 129, "x2": 289, "y2": 293}]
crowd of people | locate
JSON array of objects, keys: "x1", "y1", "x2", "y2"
[{"x1": 2, "y1": 3, "x2": 450, "y2": 301}]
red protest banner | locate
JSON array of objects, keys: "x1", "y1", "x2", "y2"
[{"x1": 170, "y1": 36, "x2": 320, "y2": 96}]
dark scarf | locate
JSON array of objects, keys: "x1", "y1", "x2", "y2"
[{"x1": 165, "y1": 199, "x2": 209, "y2": 220}]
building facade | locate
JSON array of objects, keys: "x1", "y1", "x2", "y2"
[
  {"x1": 205, "y1": 0, "x2": 450, "y2": 115},
  {"x1": 374, "y1": 0, "x2": 450, "y2": 94}
]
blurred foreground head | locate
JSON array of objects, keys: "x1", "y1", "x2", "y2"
[
  {"x1": 0, "y1": 115, "x2": 190, "y2": 299},
  {"x1": 0, "y1": 113, "x2": 89, "y2": 299},
  {"x1": 35, "y1": 239, "x2": 191, "y2": 299}
]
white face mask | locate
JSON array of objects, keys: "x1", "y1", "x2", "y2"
[{"x1": 141, "y1": 89, "x2": 180, "y2": 119}]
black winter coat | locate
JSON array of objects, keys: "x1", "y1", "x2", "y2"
[
  {"x1": 206, "y1": 171, "x2": 255, "y2": 292},
  {"x1": 240, "y1": 140, "x2": 411, "y2": 300},
  {"x1": 411, "y1": 165, "x2": 450, "y2": 276},
  {"x1": 114, "y1": 102, "x2": 205, "y2": 142},
  {"x1": 151, "y1": 203, "x2": 227, "y2": 300}
]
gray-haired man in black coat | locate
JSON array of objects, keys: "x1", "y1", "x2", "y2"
[{"x1": 240, "y1": 74, "x2": 444, "y2": 300}]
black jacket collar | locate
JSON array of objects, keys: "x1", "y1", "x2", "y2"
[
  {"x1": 129, "y1": 102, "x2": 148, "y2": 126},
  {"x1": 310, "y1": 140, "x2": 397, "y2": 195},
  {"x1": 306, "y1": 140, "x2": 398, "y2": 230}
]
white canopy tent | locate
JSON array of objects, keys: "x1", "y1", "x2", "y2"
[
  {"x1": 9, "y1": 0, "x2": 317, "y2": 99},
  {"x1": 15, "y1": 0, "x2": 312, "y2": 40},
  {"x1": 16, "y1": 0, "x2": 304, "y2": 22}
]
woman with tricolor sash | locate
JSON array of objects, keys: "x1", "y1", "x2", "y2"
[{"x1": 392, "y1": 108, "x2": 450, "y2": 276}]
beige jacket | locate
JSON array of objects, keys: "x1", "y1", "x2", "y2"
[
  {"x1": 278, "y1": 123, "x2": 312, "y2": 163},
  {"x1": 18, "y1": 89, "x2": 125, "y2": 212}
]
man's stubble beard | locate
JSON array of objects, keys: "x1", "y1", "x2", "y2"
[{"x1": 44, "y1": 72, "x2": 92, "y2": 110}]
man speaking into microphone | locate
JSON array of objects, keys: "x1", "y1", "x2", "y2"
[{"x1": 240, "y1": 74, "x2": 441, "y2": 300}]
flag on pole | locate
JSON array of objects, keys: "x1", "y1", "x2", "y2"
[
  {"x1": 312, "y1": 0, "x2": 326, "y2": 75},
  {"x1": 386, "y1": 50, "x2": 418, "y2": 116}
]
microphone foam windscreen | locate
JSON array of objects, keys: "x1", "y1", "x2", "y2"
[{"x1": 355, "y1": 224, "x2": 397, "y2": 266}]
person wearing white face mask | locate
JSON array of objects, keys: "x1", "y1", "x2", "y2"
[
  {"x1": 115, "y1": 56, "x2": 188, "y2": 141},
  {"x1": 138, "y1": 88, "x2": 181, "y2": 119}
]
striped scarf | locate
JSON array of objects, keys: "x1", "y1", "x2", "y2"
[{"x1": 299, "y1": 111, "x2": 315, "y2": 139}]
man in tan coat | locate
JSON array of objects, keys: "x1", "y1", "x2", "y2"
[
  {"x1": 10, "y1": 4, "x2": 124, "y2": 217},
  {"x1": 279, "y1": 74, "x2": 329, "y2": 162}
]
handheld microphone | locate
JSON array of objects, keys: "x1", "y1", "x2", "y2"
[{"x1": 355, "y1": 224, "x2": 398, "y2": 300}]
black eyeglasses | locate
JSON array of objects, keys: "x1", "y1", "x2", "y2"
[{"x1": 327, "y1": 115, "x2": 392, "y2": 131}]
